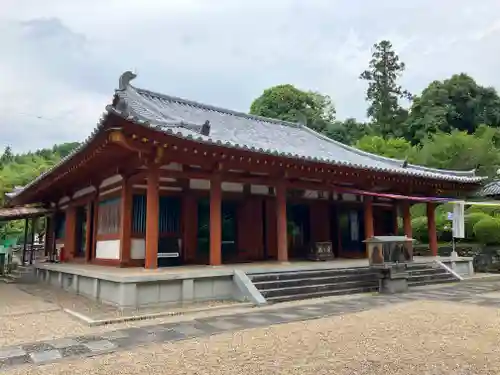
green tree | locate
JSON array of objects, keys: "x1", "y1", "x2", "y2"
[
  {"x1": 354, "y1": 135, "x2": 418, "y2": 161},
  {"x1": 249, "y1": 84, "x2": 336, "y2": 132},
  {"x1": 406, "y1": 73, "x2": 500, "y2": 143},
  {"x1": 359, "y1": 40, "x2": 412, "y2": 137},
  {"x1": 415, "y1": 125, "x2": 500, "y2": 177},
  {"x1": 0, "y1": 146, "x2": 13, "y2": 167},
  {"x1": 323, "y1": 118, "x2": 371, "y2": 145}
]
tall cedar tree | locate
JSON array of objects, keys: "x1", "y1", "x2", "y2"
[{"x1": 360, "y1": 40, "x2": 412, "y2": 138}]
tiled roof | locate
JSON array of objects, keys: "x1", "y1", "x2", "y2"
[
  {"x1": 7, "y1": 71, "x2": 486, "y2": 202},
  {"x1": 0, "y1": 206, "x2": 52, "y2": 220},
  {"x1": 110, "y1": 71, "x2": 484, "y2": 184},
  {"x1": 478, "y1": 180, "x2": 500, "y2": 196}
]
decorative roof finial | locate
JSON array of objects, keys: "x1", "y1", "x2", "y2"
[
  {"x1": 201, "y1": 120, "x2": 211, "y2": 136},
  {"x1": 118, "y1": 71, "x2": 137, "y2": 90},
  {"x1": 401, "y1": 156, "x2": 408, "y2": 168}
]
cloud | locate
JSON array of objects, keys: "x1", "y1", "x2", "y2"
[{"x1": 2, "y1": 0, "x2": 500, "y2": 152}]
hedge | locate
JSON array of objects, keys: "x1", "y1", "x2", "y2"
[
  {"x1": 473, "y1": 217, "x2": 500, "y2": 245},
  {"x1": 464, "y1": 212, "x2": 491, "y2": 240}
]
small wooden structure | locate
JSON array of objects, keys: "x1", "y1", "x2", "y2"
[{"x1": 0, "y1": 206, "x2": 53, "y2": 266}]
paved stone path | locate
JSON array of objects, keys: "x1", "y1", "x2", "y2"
[{"x1": 2, "y1": 280, "x2": 500, "y2": 369}]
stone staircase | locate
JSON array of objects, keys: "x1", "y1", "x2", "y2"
[
  {"x1": 249, "y1": 262, "x2": 461, "y2": 304},
  {"x1": 407, "y1": 262, "x2": 459, "y2": 287},
  {"x1": 0, "y1": 264, "x2": 36, "y2": 284},
  {"x1": 248, "y1": 267, "x2": 380, "y2": 303}
]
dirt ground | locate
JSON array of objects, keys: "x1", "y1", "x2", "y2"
[{"x1": 5, "y1": 299, "x2": 500, "y2": 375}]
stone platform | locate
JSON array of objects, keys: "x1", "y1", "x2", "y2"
[{"x1": 33, "y1": 256, "x2": 475, "y2": 309}]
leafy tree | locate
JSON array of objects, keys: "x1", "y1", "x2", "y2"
[
  {"x1": 0, "y1": 146, "x2": 13, "y2": 167},
  {"x1": 249, "y1": 84, "x2": 336, "y2": 132},
  {"x1": 406, "y1": 73, "x2": 500, "y2": 143},
  {"x1": 415, "y1": 126, "x2": 500, "y2": 177},
  {"x1": 0, "y1": 142, "x2": 80, "y2": 241},
  {"x1": 323, "y1": 118, "x2": 371, "y2": 145},
  {"x1": 359, "y1": 40, "x2": 412, "y2": 137},
  {"x1": 473, "y1": 217, "x2": 500, "y2": 245},
  {"x1": 354, "y1": 135, "x2": 418, "y2": 161}
]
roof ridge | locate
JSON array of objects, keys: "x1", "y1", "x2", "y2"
[
  {"x1": 296, "y1": 124, "x2": 477, "y2": 178},
  {"x1": 131, "y1": 86, "x2": 477, "y2": 178},
  {"x1": 129, "y1": 85, "x2": 302, "y2": 129}
]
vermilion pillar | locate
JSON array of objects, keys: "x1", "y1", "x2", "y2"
[
  {"x1": 402, "y1": 200, "x2": 412, "y2": 238},
  {"x1": 85, "y1": 202, "x2": 93, "y2": 263},
  {"x1": 119, "y1": 179, "x2": 132, "y2": 266},
  {"x1": 64, "y1": 206, "x2": 77, "y2": 261},
  {"x1": 427, "y1": 202, "x2": 438, "y2": 257},
  {"x1": 364, "y1": 196, "x2": 374, "y2": 239},
  {"x1": 145, "y1": 166, "x2": 159, "y2": 269},
  {"x1": 364, "y1": 196, "x2": 374, "y2": 257},
  {"x1": 209, "y1": 175, "x2": 222, "y2": 266},
  {"x1": 276, "y1": 181, "x2": 288, "y2": 262}
]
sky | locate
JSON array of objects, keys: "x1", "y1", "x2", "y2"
[{"x1": 2, "y1": 0, "x2": 500, "y2": 152}]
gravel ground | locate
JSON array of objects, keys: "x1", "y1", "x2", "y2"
[
  {"x1": 0, "y1": 284, "x2": 247, "y2": 347},
  {"x1": 5, "y1": 299, "x2": 500, "y2": 375},
  {"x1": 0, "y1": 282, "x2": 371, "y2": 347}
]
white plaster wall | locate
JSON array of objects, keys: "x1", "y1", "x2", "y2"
[
  {"x1": 303, "y1": 190, "x2": 319, "y2": 199},
  {"x1": 250, "y1": 185, "x2": 268, "y2": 195},
  {"x1": 190, "y1": 179, "x2": 210, "y2": 190},
  {"x1": 73, "y1": 186, "x2": 96, "y2": 199},
  {"x1": 100, "y1": 174, "x2": 123, "y2": 189},
  {"x1": 221, "y1": 182, "x2": 243, "y2": 192},
  {"x1": 96, "y1": 240, "x2": 120, "y2": 259},
  {"x1": 58, "y1": 196, "x2": 70, "y2": 205},
  {"x1": 161, "y1": 162, "x2": 182, "y2": 171},
  {"x1": 342, "y1": 193, "x2": 357, "y2": 201},
  {"x1": 131, "y1": 239, "x2": 146, "y2": 259},
  {"x1": 99, "y1": 187, "x2": 122, "y2": 197}
]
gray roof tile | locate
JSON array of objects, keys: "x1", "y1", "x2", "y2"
[
  {"x1": 478, "y1": 180, "x2": 500, "y2": 196},
  {"x1": 112, "y1": 72, "x2": 484, "y2": 183}
]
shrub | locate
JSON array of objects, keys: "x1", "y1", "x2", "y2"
[
  {"x1": 466, "y1": 205, "x2": 500, "y2": 216},
  {"x1": 412, "y1": 213, "x2": 453, "y2": 243},
  {"x1": 473, "y1": 217, "x2": 500, "y2": 245},
  {"x1": 411, "y1": 216, "x2": 429, "y2": 243},
  {"x1": 464, "y1": 212, "x2": 491, "y2": 240}
]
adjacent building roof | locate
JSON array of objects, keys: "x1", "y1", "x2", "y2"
[
  {"x1": 478, "y1": 180, "x2": 500, "y2": 197},
  {"x1": 0, "y1": 206, "x2": 53, "y2": 221},
  {"x1": 108, "y1": 71, "x2": 483, "y2": 183},
  {"x1": 7, "y1": 71, "x2": 487, "y2": 202}
]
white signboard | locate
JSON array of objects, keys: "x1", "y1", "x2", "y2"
[
  {"x1": 447, "y1": 212, "x2": 453, "y2": 220},
  {"x1": 452, "y1": 201, "x2": 465, "y2": 238}
]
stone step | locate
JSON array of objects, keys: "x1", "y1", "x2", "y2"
[
  {"x1": 250, "y1": 267, "x2": 377, "y2": 283},
  {"x1": 408, "y1": 269, "x2": 449, "y2": 277},
  {"x1": 265, "y1": 286, "x2": 379, "y2": 303},
  {"x1": 260, "y1": 279, "x2": 379, "y2": 299},
  {"x1": 253, "y1": 273, "x2": 379, "y2": 290},
  {"x1": 409, "y1": 273, "x2": 457, "y2": 284},
  {"x1": 409, "y1": 278, "x2": 457, "y2": 287}
]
